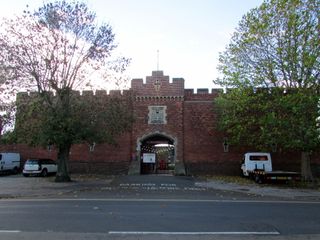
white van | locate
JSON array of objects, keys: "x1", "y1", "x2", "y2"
[
  {"x1": 240, "y1": 152, "x2": 300, "y2": 183},
  {"x1": 241, "y1": 152, "x2": 272, "y2": 177},
  {"x1": 0, "y1": 153, "x2": 21, "y2": 174}
]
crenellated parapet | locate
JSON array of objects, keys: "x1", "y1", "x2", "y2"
[
  {"x1": 184, "y1": 88, "x2": 223, "y2": 101},
  {"x1": 131, "y1": 71, "x2": 185, "y2": 97},
  {"x1": 17, "y1": 86, "x2": 304, "y2": 106},
  {"x1": 16, "y1": 89, "x2": 133, "y2": 103},
  {"x1": 224, "y1": 87, "x2": 307, "y2": 95}
]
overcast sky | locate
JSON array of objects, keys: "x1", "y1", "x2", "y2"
[{"x1": 1, "y1": 0, "x2": 264, "y2": 90}]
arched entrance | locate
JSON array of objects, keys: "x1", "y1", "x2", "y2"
[{"x1": 137, "y1": 133, "x2": 176, "y2": 174}]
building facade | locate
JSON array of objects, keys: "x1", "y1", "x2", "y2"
[
  {"x1": 2, "y1": 71, "x2": 319, "y2": 176},
  {"x1": 129, "y1": 70, "x2": 228, "y2": 175}
]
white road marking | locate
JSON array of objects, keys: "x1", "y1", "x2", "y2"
[
  {"x1": 0, "y1": 230, "x2": 21, "y2": 233},
  {"x1": 0, "y1": 230, "x2": 280, "y2": 235},
  {"x1": 118, "y1": 182, "x2": 207, "y2": 191},
  {"x1": 108, "y1": 231, "x2": 280, "y2": 235}
]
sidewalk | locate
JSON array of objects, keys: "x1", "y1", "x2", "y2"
[
  {"x1": 0, "y1": 174, "x2": 113, "y2": 199},
  {"x1": 196, "y1": 178, "x2": 320, "y2": 201},
  {"x1": 0, "y1": 174, "x2": 319, "y2": 201}
]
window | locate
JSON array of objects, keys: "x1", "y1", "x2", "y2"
[
  {"x1": 249, "y1": 155, "x2": 269, "y2": 161},
  {"x1": 26, "y1": 159, "x2": 39, "y2": 165},
  {"x1": 148, "y1": 106, "x2": 167, "y2": 124}
]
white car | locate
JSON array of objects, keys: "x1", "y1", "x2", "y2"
[{"x1": 23, "y1": 159, "x2": 57, "y2": 177}]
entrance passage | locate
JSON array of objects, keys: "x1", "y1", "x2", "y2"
[{"x1": 140, "y1": 134, "x2": 175, "y2": 175}]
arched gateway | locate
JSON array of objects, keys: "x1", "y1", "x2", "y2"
[{"x1": 137, "y1": 132, "x2": 176, "y2": 174}]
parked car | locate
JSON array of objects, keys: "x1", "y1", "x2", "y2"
[
  {"x1": 0, "y1": 152, "x2": 21, "y2": 174},
  {"x1": 23, "y1": 159, "x2": 57, "y2": 177}
]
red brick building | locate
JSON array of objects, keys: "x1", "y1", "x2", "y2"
[
  {"x1": 2, "y1": 70, "x2": 319, "y2": 176},
  {"x1": 129, "y1": 70, "x2": 229, "y2": 175}
]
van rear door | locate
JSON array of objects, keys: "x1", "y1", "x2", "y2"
[{"x1": 248, "y1": 154, "x2": 272, "y2": 172}]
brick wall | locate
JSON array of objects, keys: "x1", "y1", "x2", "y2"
[
  {"x1": 183, "y1": 89, "x2": 242, "y2": 175},
  {"x1": 68, "y1": 133, "x2": 132, "y2": 174},
  {"x1": 0, "y1": 132, "x2": 132, "y2": 175},
  {"x1": 1, "y1": 71, "x2": 319, "y2": 176}
]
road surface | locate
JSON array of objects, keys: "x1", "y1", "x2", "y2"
[{"x1": 0, "y1": 198, "x2": 319, "y2": 239}]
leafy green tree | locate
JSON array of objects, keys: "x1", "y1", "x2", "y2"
[
  {"x1": 215, "y1": 0, "x2": 320, "y2": 180},
  {"x1": 0, "y1": 1, "x2": 132, "y2": 182}
]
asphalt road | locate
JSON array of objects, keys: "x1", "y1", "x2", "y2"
[
  {"x1": 1, "y1": 174, "x2": 320, "y2": 239},
  {"x1": 0, "y1": 198, "x2": 320, "y2": 240}
]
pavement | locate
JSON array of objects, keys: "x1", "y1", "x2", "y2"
[
  {"x1": 0, "y1": 174, "x2": 113, "y2": 199},
  {"x1": 196, "y1": 178, "x2": 320, "y2": 201},
  {"x1": 0, "y1": 173, "x2": 320, "y2": 201}
]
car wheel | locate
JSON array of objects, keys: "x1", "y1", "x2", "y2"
[
  {"x1": 23, "y1": 173, "x2": 29, "y2": 177},
  {"x1": 41, "y1": 169, "x2": 48, "y2": 177},
  {"x1": 12, "y1": 167, "x2": 19, "y2": 175},
  {"x1": 255, "y1": 175, "x2": 263, "y2": 184}
]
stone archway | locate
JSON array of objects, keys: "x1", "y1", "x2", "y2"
[{"x1": 137, "y1": 132, "x2": 176, "y2": 175}]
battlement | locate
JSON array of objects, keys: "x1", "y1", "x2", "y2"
[
  {"x1": 224, "y1": 87, "x2": 308, "y2": 94},
  {"x1": 131, "y1": 71, "x2": 185, "y2": 96},
  {"x1": 16, "y1": 89, "x2": 132, "y2": 101},
  {"x1": 18, "y1": 86, "x2": 303, "y2": 104},
  {"x1": 184, "y1": 88, "x2": 223, "y2": 101},
  {"x1": 184, "y1": 88, "x2": 223, "y2": 95}
]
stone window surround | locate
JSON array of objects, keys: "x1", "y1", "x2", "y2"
[{"x1": 148, "y1": 105, "x2": 167, "y2": 124}]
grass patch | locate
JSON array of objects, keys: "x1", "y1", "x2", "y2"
[
  {"x1": 205, "y1": 175, "x2": 253, "y2": 185},
  {"x1": 205, "y1": 175, "x2": 320, "y2": 190}
]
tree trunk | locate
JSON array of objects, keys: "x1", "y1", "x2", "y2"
[
  {"x1": 55, "y1": 144, "x2": 71, "y2": 182},
  {"x1": 301, "y1": 151, "x2": 313, "y2": 182},
  {"x1": 55, "y1": 88, "x2": 72, "y2": 182}
]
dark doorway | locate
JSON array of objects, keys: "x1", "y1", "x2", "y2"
[{"x1": 140, "y1": 134, "x2": 175, "y2": 174}]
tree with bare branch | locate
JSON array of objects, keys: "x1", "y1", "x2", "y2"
[{"x1": 0, "y1": 1, "x2": 132, "y2": 182}]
